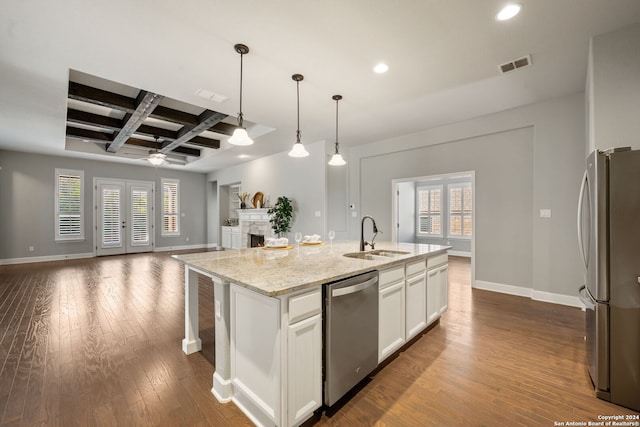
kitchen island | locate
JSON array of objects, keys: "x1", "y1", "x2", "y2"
[{"x1": 174, "y1": 241, "x2": 449, "y2": 427}]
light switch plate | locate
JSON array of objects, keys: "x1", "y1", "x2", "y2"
[
  {"x1": 314, "y1": 211, "x2": 321, "y2": 217},
  {"x1": 539, "y1": 209, "x2": 552, "y2": 218}
]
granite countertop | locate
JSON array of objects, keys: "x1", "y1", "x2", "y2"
[{"x1": 173, "y1": 240, "x2": 450, "y2": 297}]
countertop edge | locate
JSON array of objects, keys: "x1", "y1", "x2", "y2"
[{"x1": 177, "y1": 246, "x2": 451, "y2": 298}]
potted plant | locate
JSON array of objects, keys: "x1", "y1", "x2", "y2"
[{"x1": 268, "y1": 196, "x2": 293, "y2": 237}]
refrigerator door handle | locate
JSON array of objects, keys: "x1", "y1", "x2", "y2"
[
  {"x1": 577, "y1": 170, "x2": 589, "y2": 270},
  {"x1": 578, "y1": 285, "x2": 595, "y2": 309}
]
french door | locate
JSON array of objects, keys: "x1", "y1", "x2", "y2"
[{"x1": 95, "y1": 178, "x2": 154, "y2": 256}]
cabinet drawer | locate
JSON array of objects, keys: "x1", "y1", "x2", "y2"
[
  {"x1": 427, "y1": 253, "x2": 448, "y2": 269},
  {"x1": 406, "y1": 259, "x2": 426, "y2": 277},
  {"x1": 379, "y1": 266, "x2": 404, "y2": 289},
  {"x1": 288, "y1": 289, "x2": 322, "y2": 324}
]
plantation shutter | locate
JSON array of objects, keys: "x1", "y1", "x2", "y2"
[
  {"x1": 102, "y1": 187, "x2": 122, "y2": 247},
  {"x1": 418, "y1": 186, "x2": 442, "y2": 236},
  {"x1": 55, "y1": 169, "x2": 84, "y2": 241},
  {"x1": 131, "y1": 188, "x2": 149, "y2": 245},
  {"x1": 162, "y1": 179, "x2": 179, "y2": 235}
]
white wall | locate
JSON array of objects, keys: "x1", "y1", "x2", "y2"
[
  {"x1": 208, "y1": 141, "x2": 327, "y2": 240},
  {"x1": 588, "y1": 22, "x2": 640, "y2": 153},
  {"x1": 346, "y1": 93, "x2": 585, "y2": 302}
]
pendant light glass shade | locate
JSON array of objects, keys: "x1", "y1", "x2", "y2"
[
  {"x1": 328, "y1": 152, "x2": 346, "y2": 166},
  {"x1": 328, "y1": 94, "x2": 346, "y2": 166},
  {"x1": 228, "y1": 127, "x2": 253, "y2": 146},
  {"x1": 289, "y1": 140, "x2": 309, "y2": 157},
  {"x1": 288, "y1": 74, "x2": 309, "y2": 158},
  {"x1": 228, "y1": 44, "x2": 254, "y2": 146}
]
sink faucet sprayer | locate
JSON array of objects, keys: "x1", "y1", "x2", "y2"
[{"x1": 360, "y1": 215, "x2": 381, "y2": 251}]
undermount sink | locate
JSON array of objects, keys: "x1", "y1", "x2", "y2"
[{"x1": 343, "y1": 249, "x2": 410, "y2": 260}]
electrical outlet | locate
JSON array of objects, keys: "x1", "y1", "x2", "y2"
[
  {"x1": 28, "y1": 246, "x2": 34, "y2": 252},
  {"x1": 314, "y1": 211, "x2": 321, "y2": 217},
  {"x1": 539, "y1": 209, "x2": 552, "y2": 218},
  {"x1": 186, "y1": 237, "x2": 190, "y2": 242}
]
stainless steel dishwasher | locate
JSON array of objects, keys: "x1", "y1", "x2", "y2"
[{"x1": 324, "y1": 270, "x2": 379, "y2": 406}]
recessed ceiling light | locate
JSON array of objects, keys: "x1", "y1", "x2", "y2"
[
  {"x1": 237, "y1": 154, "x2": 249, "y2": 159},
  {"x1": 496, "y1": 3, "x2": 522, "y2": 21},
  {"x1": 373, "y1": 63, "x2": 389, "y2": 74}
]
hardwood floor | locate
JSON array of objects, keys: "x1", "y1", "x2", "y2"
[{"x1": 0, "y1": 253, "x2": 637, "y2": 426}]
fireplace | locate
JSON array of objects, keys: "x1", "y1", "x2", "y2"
[
  {"x1": 249, "y1": 233, "x2": 265, "y2": 248},
  {"x1": 237, "y1": 208, "x2": 271, "y2": 248}
]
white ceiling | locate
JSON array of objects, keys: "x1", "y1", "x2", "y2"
[{"x1": 2, "y1": 1, "x2": 640, "y2": 172}]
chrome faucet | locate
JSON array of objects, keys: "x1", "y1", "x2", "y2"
[{"x1": 360, "y1": 215, "x2": 380, "y2": 251}]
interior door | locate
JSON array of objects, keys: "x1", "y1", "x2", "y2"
[{"x1": 96, "y1": 179, "x2": 154, "y2": 256}]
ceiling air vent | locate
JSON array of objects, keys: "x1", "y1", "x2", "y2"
[{"x1": 498, "y1": 55, "x2": 532, "y2": 74}]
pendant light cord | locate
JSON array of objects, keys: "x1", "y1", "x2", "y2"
[
  {"x1": 238, "y1": 51, "x2": 244, "y2": 128},
  {"x1": 296, "y1": 79, "x2": 301, "y2": 143},
  {"x1": 335, "y1": 97, "x2": 339, "y2": 153}
]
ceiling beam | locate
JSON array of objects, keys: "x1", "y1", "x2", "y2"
[
  {"x1": 185, "y1": 137, "x2": 221, "y2": 149},
  {"x1": 67, "y1": 109, "x2": 122, "y2": 131},
  {"x1": 68, "y1": 82, "x2": 136, "y2": 112},
  {"x1": 66, "y1": 126, "x2": 113, "y2": 143},
  {"x1": 106, "y1": 91, "x2": 163, "y2": 153},
  {"x1": 125, "y1": 138, "x2": 200, "y2": 157},
  {"x1": 160, "y1": 110, "x2": 227, "y2": 153},
  {"x1": 67, "y1": 109, "x2": 220, "y2": 150},
  {"x1": 209, "y1": 122, "x2": 238, "y2": 136}
]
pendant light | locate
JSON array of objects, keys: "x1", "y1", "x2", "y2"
[
  {"x1": 328, "y1": 94, "x2": 346, "y2": 166},
  {"x1": 288, "y1": 74, "x2": 309, "y2": 158},
  {"x1": 227, "y1": 43, "x2": 254, "y2": 146}
]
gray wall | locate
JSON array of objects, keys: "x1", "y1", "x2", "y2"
[
  {"x1": 397, "y1": 181, "x2": 416, "y2": 243},
  {"x1": 588, "y1": 22, "x2": 640, "y2": 153},
  {"x1": 347, "y1": 93, "x2": 585, "y2": 298},
  {"x1": 361, "y1": 127, "x2": 533, "y2": 288},
  {"x1": 0, "y1": 150, "x2": 208, "y2": 260},
  {"x1": 208, "y1": 140, "x2": 327, "y2": 241}
]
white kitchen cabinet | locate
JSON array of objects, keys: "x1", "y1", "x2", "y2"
[
  {"x1": 230, "y1": 285, "x2": 322, "y2": 427},
  {"x1": 405, "y1": 260, "x2": 427, "y2": 340},
  {"x1": 426, "y1": 253, "x2": 449, "y2": 325},
  {"x1": 231, "y1": 227, "x2": 241, "y2": 249},
  {"x1": 221, "y1": 226, "x2": 232, "y2": 249},
  {"x1": 439, "y1": 264, "x2": 449, "y2": 314},
  {"x1": 378, "y1": 265, "x2": 406, "y2": 363},
  {"x1": 287, "y1": 313, "x2": 322, "y2": 426},
  {"x1": 426, "y1": 268, "x2": 441, "y2": 325},
  {"x1": 286, "y1": 289, "x2": 322, "y2": 427},
  {"x1": 221, "y1": 226, "x2": 240, "y2": 249}
]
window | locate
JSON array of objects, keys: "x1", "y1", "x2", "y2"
[
  {"x1": 417, "y1": 185, "x2": 442, "y2": 236},
  {"x1": 55, "y1": 168, "x2": 84, "y2": 241},
  {"x1": 162, "y1": 178, "x2": 179, "y2": 236},
  {"x1": 448, "y1": 183, "x2": 472, "y2": 238}
]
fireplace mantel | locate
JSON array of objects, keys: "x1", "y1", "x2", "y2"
[{"x1": 237, "y1": 208, "x2": 270, "y2": 222}]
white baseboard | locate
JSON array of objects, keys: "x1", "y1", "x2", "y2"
[
  {"x1": 154, "y1": 243, "x2": 210, "y2": 252},
  {"x1": 532, "y1": 290, "x2": 584, "y2": 309},
  {"x1": 0, "y1": 252, "x2": 95, "y2": 266},
  {"x1": 475, "y1": 280, "x2": 533, "y2": 298},
  {"x1": 447, "y1": 250, "x2": 471, "y2": 258},
  {"x1": 474, "y1": 280, "x2": 584, "y2": 308}
]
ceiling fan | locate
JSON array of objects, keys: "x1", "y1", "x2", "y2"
[{"x1": 123, "y1": 136, "x2": 187, "y2": 166}]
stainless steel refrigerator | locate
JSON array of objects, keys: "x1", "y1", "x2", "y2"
[{"x1": 577, "y1": 147, "x2": 640, "y2": 412}]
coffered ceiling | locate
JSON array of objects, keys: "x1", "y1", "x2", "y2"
[{"x1": 2, "y1": 1, "x2": 640, "y2": 171}]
